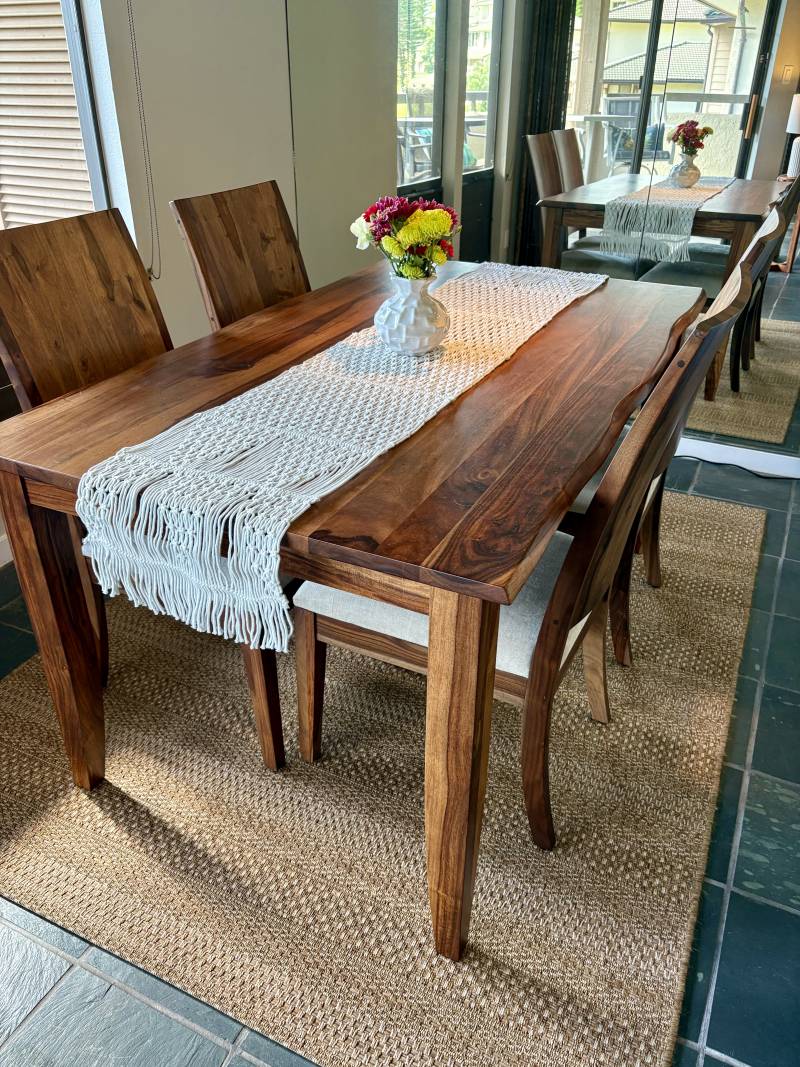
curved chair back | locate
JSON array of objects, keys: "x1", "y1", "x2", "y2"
[
  {"x1": 0, "y1": 209, "x2": 171, "y2": 410},
  {"x1": 171, "y1": 180, "x2": 309, "y2": 331},
  {"x1": 552, "y1": 129, "x2": 584, "y2": 192},
  {"x1": 525, "y1": 133, "x2": 562, "y2": 203},
  {"x1": 567, "y1": 271, "x2": 754, "y2": 631}
]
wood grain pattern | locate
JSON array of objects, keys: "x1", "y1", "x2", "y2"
[
  {"x1": 539, "y1": 175, "x2": 784, "y2": 272},
  {"x1": 425, "y1": 588, "x2": 499, "y2": 961},
  {"x1": 0, "y1": 470, "x2": 104, "y2": 788},
  {"x1": 242, "y1": 648, "x2": 285, "y2": 770},
  {"x1": 539, "y1": 175, "x2": 785, "y2": 222},
  {"x1": 552, "y1": 129, "x2": 584, "y2": 192},
  {"x1": 0, "y1": 210, "x2": 171, "y2": 410},
  {"x1": 295, "y1": 607, "x2": 326, "y2": 763},
  {"x1": 171, "y1": 180, "x2": 309, "y2": 331},
  {"x1": 0, "y1": 267, "x2": 703, "y2": 606}
]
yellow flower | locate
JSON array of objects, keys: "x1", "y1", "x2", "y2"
[
  {"x1": 396, "y1": 208, "x2": 453, "y2": 250},
  {"x1": 398, "y1": 261, "x2": 425, "y2": 279},
  {"x1": 381, "y1": 235, "x2": 404, "y2": 258},
  {"x1": 430, "y1": 245, "x2": 447, "y2": 265}
]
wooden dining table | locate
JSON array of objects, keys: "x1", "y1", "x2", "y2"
[
  {"x1": 539, "y1": 174, "x2": 785, "y2": 278},
  {"x1": 0, "y1": 261, "x2": 704, "y2": 961}
]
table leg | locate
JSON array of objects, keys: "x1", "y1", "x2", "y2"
[
  {"x1": 0, "y1": 472, "x2": 104, "y2": 788},
  {"x1": 723, "y1": 220, "x2": 756, "y2": 281},
  {"x1": 425, "y1": 587, "x2": 499, "y2": 961},
  {"x1": 541, "y1": 207, "x2": 563, "y2": 269}
]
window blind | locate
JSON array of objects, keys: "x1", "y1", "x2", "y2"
[{"x1": 0, "y1": 0, "x2": 93, "y2": 228}]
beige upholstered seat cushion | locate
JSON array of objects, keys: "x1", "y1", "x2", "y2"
[
  {"x1": 293, "y1": 532, "x2": 574, "y2": 678},
  {"x1": 639, "y1": 259, "x2": 725, "y2": 299}
]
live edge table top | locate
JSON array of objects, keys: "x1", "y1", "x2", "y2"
[
  {"x1": 539, "y1": 174, "x2": 785, "y2": 223},
  {"x1": 0, "y1": 262, "x2": 704, "y2": 605}
]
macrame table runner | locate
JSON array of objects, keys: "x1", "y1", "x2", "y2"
[
  {"x1": 76, "y1": 263, "x2": 605, "y2": 652},
  {"x1": 601, "y1": 176, "x2": 732, "y2": 262}
]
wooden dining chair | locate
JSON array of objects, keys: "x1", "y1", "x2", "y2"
[
  {"x1": 552, "y1": 128, "x2": 584, "y2": 191},
  {"x1": 171, "y1": 180, "x2": 310, "y2": 331},
  {"x1": 640, "y1": 196, "x2": 792, "y2": 393},
  {"x1": 290, "y1": 265, "x2": 748, "y2": 851},
  {"x1": 0, "y1": 210, "x2": 285, "y2": 770},
  {"x1": 526, "y1": 132, "x2": 643, "y2": 279},
  {"x1": 570, "y1": 210, "x2": 776, "y2": 667}
]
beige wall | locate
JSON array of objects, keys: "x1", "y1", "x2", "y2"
[
  {"x1": 750, "y1": 0, "x2": 800, "y2": 179},
  {"x1": 85, "y1": 0, "x2": 296, "y2": 345},
  {"x1": 286, "y1": 0, "x2": 397, "y2": 288}
]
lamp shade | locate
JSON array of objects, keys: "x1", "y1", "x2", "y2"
[{"x1": 788, "y1": 94, "x2": 800, "y2": 136}]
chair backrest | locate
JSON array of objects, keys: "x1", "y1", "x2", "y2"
[
  {"x1": 564, "y1": 249, "x2": 756, "y2": 628},
  {"x1": 0, "y1": 209, "x2": 171, "y2": 411},
  {"x1": 171, "y1": 180, "x2": 310, "y2": 331},
  {"x1": 526, "y1": 132, "x2": 562, "y2": 203},
  {"x1": 552, "y1": 129, "x2": 584, "y2": 192},
  {"x1": 778, "y1": 172, "x2": 800, "y2": 228},
  {"x1": 743, "y1": 206, "x2": 787, "y2": 288}
]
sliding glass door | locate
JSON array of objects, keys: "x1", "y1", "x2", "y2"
[
  {"x1": 565, "y1": 0, "x2": 784, "y2": 183},
  {"x1": 395, "y1": 0, "x2": 503, "y2": 260}
]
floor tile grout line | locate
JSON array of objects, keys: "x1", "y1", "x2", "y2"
[
  {"x1": 729, "y1": 884, "x2": 800, "y2": 917},
  {"x1": 703, "y1": 1047, "x2": 754, "y2": 1067},
  {"x1": 0, "y1": 914, "x2": 237, "y2": 1053},
  {"x1": 0, "y1": 962, "x2": 77, "y2": 1056},
  {"x1": 694, "y1": 494, "x2": 791, "y2": 1058},
  {"x1": 748, "y1": 766, "x2": 800, "y2": 789}
]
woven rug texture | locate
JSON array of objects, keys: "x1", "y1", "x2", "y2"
[
  {"x1": 686, "y1": 318, "x2": 800, "y2": 443},
  {"x1": 0, "y1": 493, "x2": 763, "y2": 1067}
]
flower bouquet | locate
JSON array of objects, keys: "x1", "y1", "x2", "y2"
[
  {"x1": 668, "y1": 120, "x2": 713, "y2": 188},
  {"x1": 350, "y1": 196, "x2": 460, "y2": 355}
]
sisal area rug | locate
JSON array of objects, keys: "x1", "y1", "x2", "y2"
[
  {"x1": 686, "y1": 318, "x2": 800, "y2": 444},
  {"x1": 0, "y1": 493, "x2": 763, "y2": 1067}
]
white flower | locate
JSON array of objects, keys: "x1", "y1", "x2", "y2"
[{"x1": 350, "y1": 215, "x2": 372, "y2": 250}]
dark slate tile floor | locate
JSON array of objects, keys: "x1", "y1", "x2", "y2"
[{"x1": 1, "y1": 470, "x2": 799, "y2": 1065}]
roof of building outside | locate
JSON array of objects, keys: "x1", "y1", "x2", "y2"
[
  {"x1": 609, "y1": 0, "x2": 735, "y2": 23},
  {"x1": 604, "y1": 40, "x2": 711, "y2": 83}
]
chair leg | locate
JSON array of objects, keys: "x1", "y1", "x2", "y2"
[
  {"x1": 640, "y1": 476, "x2": 665, "y2": 588},
  {"x1": 754, "y1": 282, "x2": 764, "y2": 343},
  {"x1": 610, "y1": 524, "x2": 637, "y2": 667},
  {"x1": 295, "y1": 607, "x2": 326, "y2": 762},
  {"x1": 730, "y1": 314, "x2": 744, "y2": 391},
  {"x1": 583, "y1": 598, "x2": 611, "y2": 724},
  {"x1": 520, "y1": 633, "x2": 566, "y2": 851},
  {"x1": 242, "y1": 647, "x2": 285, "y2": 770}
]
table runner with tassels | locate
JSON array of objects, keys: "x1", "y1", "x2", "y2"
[
  {"x1": 601, "y1": 177, "x2": 732, "y2": 263},
  {"x1": 76, "y1": 263, "x2": 605, "y2": 652}
]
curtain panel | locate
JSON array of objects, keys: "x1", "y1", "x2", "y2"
[{"x1": 512, "y1": 0, "x2": 575, "y2": 265}]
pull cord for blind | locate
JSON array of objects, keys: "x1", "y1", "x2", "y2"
[{"x1": 126, "y1": 0, "x2": 161, "y2": 280}]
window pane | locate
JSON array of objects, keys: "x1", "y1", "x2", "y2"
[
  {"x1": 397, "y1": 0, "x2": 442, "y2": 187},
  {"x1": 464, "y1": 0, "x2": 501, "y2": 172}
]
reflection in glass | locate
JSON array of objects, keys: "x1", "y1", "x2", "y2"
[
  {"x1": 463, "y1": 0, "x2": 502, "y2": 172},
  {"x1": 565, "y1": 0, "x2": 771, "y2": 183},
  {"x1": 396, "y1": 0, "x2": 442, "y2": 187}
]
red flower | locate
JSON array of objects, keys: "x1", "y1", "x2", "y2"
[{"x1": 441, "y1": 239, "x2": 454, "y2": 258}]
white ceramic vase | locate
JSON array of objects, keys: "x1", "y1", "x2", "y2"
[
  {"x1": 671, "y1": 152, "x2": 701, "y2": 189},
  {"x1": 374, "y1": 273, "x2": 450, "y2": 356}
]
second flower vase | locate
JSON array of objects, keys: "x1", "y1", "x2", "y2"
[{"x1": 374, "y1": 272, "x2": 450, "y2": 356}]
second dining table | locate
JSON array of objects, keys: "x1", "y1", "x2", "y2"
[
  {"x1": 539, "y1": 173, "x2": 785, "y2": 278},
  {"x1": 0, "y1": 260, "x2": 704, "y2": 960}
]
